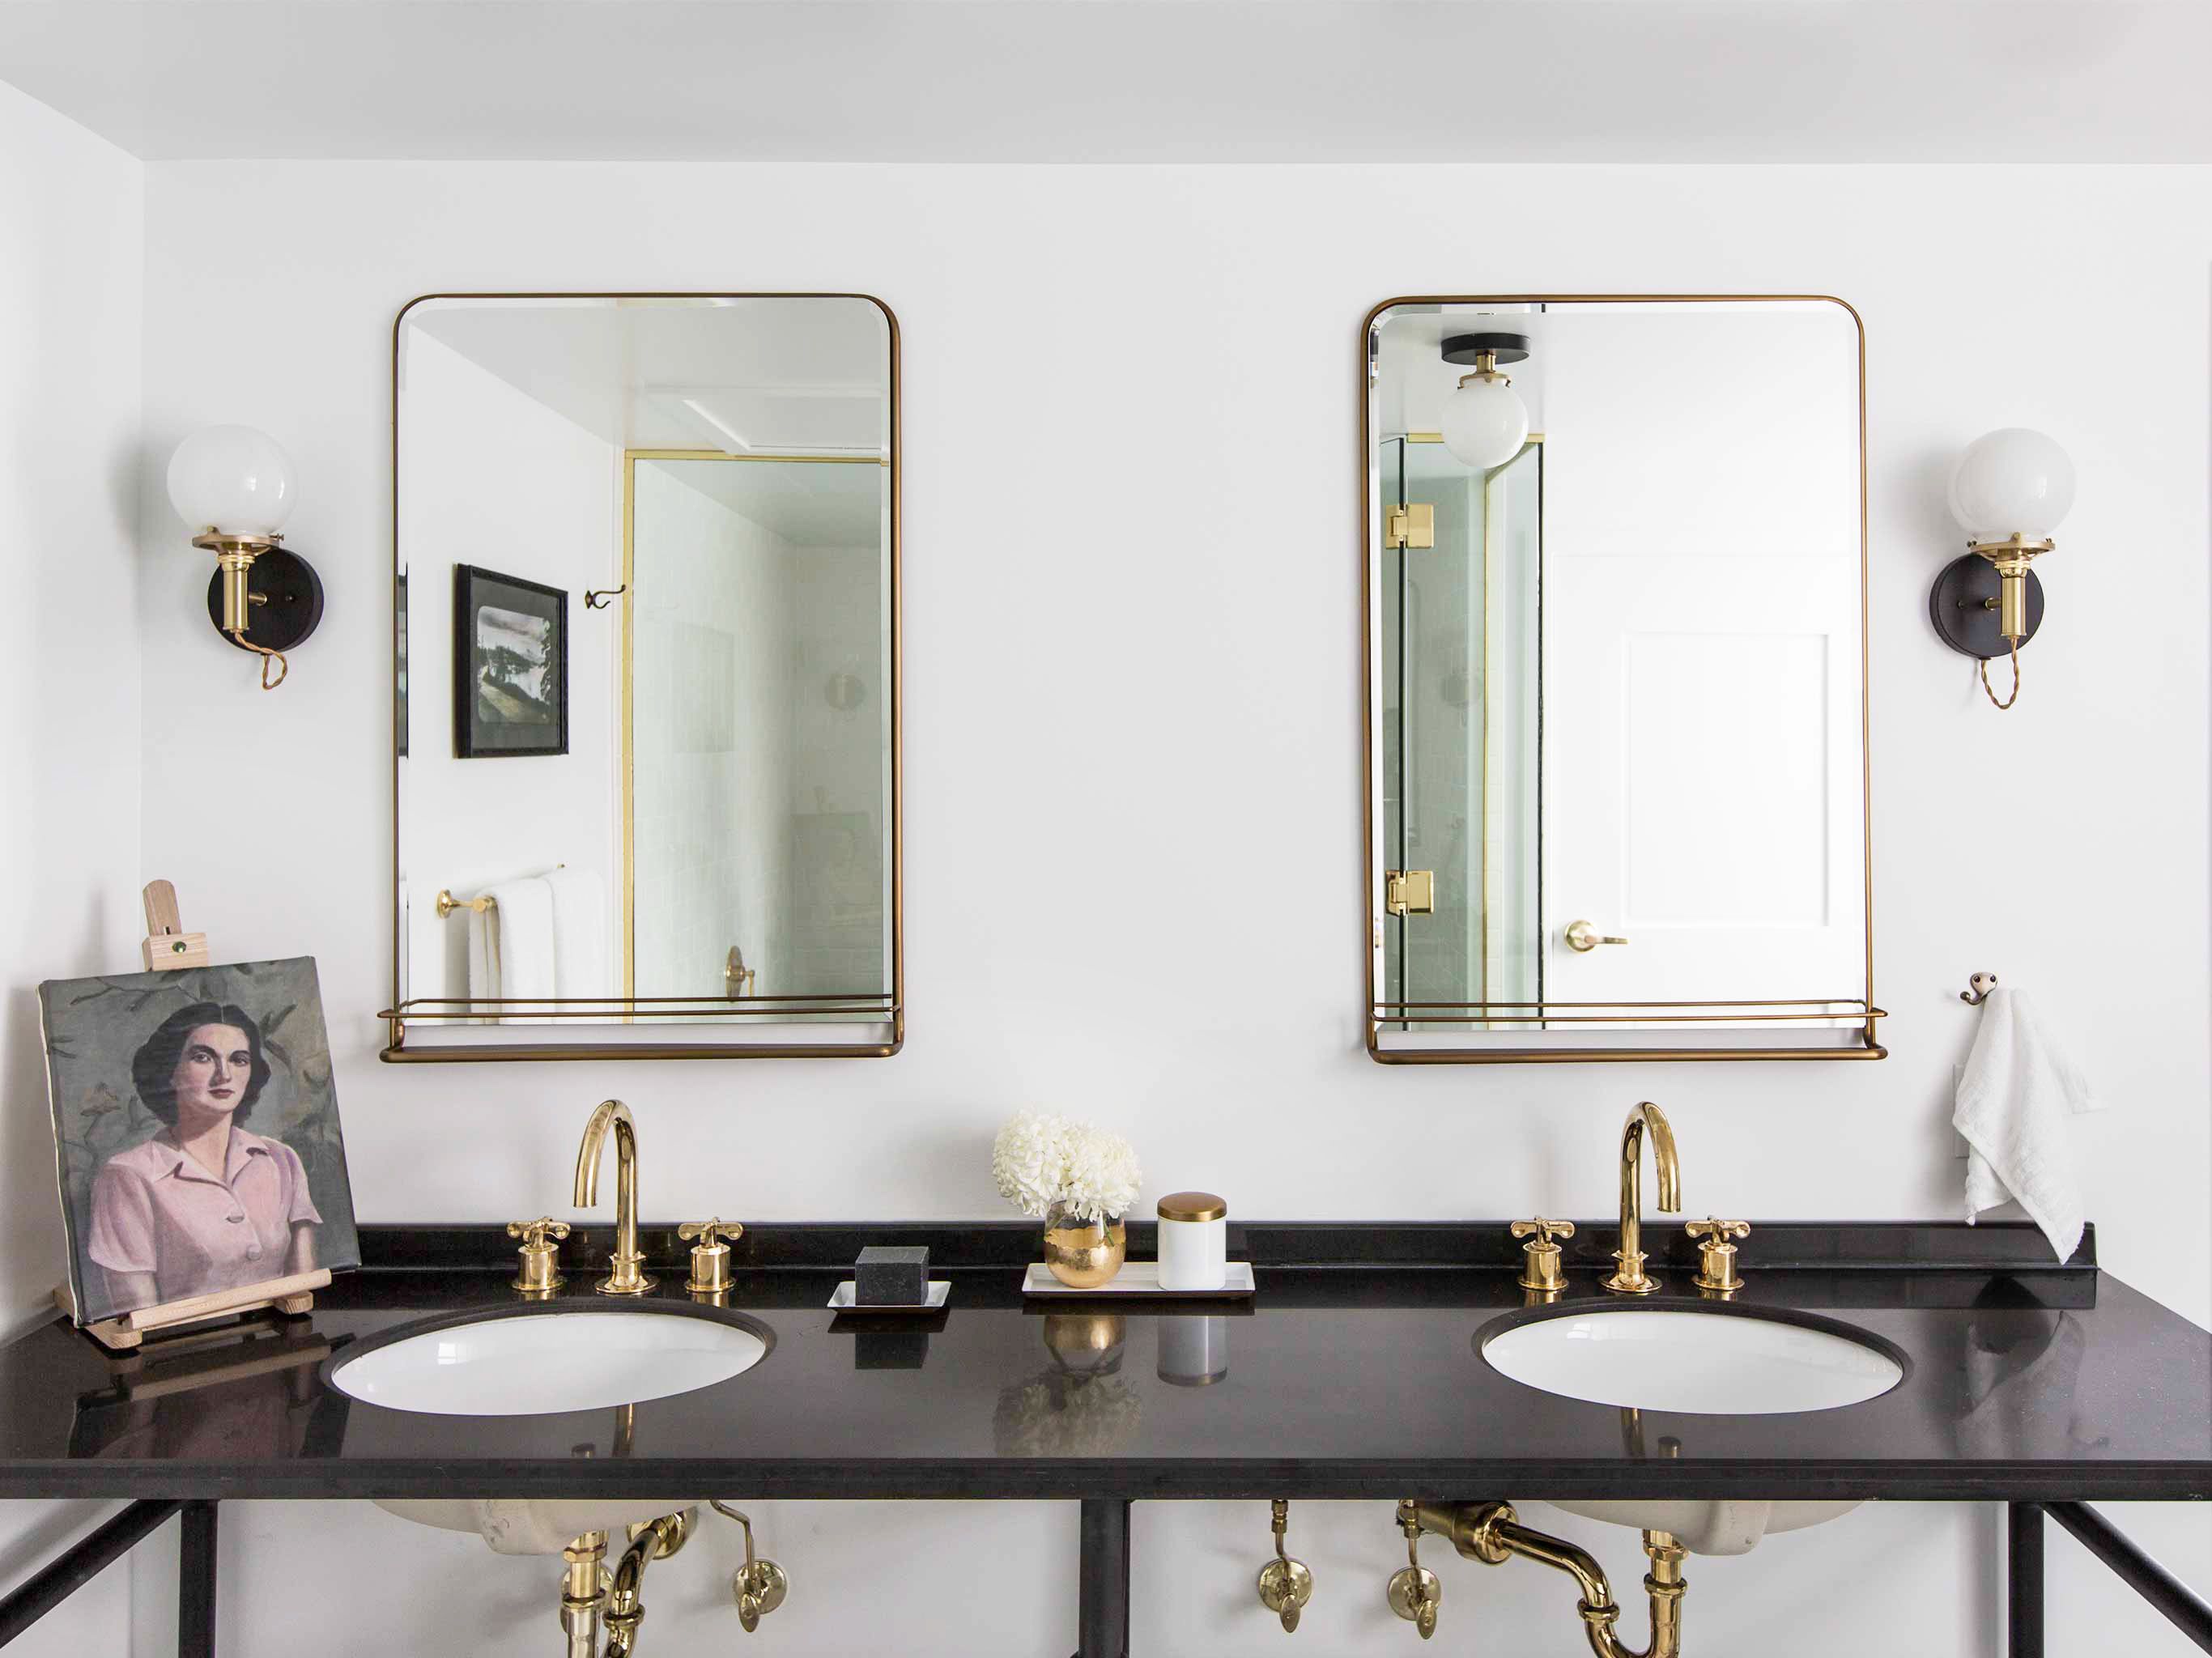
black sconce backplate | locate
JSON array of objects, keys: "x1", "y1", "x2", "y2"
[
  {"x1": 205, "y1": 547, "x2": 325, "y2": 654},
  {"x1": 1929, "y1": 553, "x2": 2044, "y2": 661}
]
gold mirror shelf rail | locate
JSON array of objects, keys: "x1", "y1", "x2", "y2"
[
  {"x1": 1372, "y1": 1000, "x2": 1887, "y2": 1026},
  {"x1": 1359, "y1": 294, "x2": 1875, "y2": 1066},
  {"x1": 381, "y1": 996, "x2": 896, "y2": 1020}
]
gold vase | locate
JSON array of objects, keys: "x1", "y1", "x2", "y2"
[{"x1": 1043, "y1": 1213, "x2": 1127, "y2": 1289}]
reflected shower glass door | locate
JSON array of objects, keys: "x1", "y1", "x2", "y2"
[{"x1": 1380, "y1": 437, "x2": 1542, "y2": 1030}]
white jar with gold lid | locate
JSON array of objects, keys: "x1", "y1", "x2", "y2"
[{"x1": 1155, "y1": 1191, "x2": 1228, "y2": 1290}]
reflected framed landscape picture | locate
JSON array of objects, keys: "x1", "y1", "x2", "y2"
[
  {"x1": 453, "y1": 563, "x2": 568, "y2": 758},
  {"x1": 38, "y1": 957, "x2": 360, "y2": 1328}
]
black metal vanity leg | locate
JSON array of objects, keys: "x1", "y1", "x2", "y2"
[
  {"x1": 1074, "y1": 1499, "x2": 1130, "y2": 1658},
  {"x1": 2009, "y1": 1502, "x2": 2044, "y2": 1658},
  {"x1": 178, "y1": 1501, "x2": 217, "y2": 1658}
]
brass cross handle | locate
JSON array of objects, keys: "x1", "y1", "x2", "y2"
[
  {"x1": 1509, "y1": 1217, "x2": 1576, "y2": 1248},
  {"x1": 1686, "y1": 1218, "x2": 1750, "y2": 1293},
  {"x1": 1510, "y1": 1217, "x2": 1574, "y2": 1294},
  {"x1": 508, "y1": 1217, "x2": 572, "y2": 1249},
  {"x1": 680, "y1": 1218, "x2": 744, "y2": 1295},
  {"x1": 507, "y1": 1217, "x2": 570, "y2": 1294},
  {"x1": 678, "y1": 1218, "x2": 743, "y2": 1248}
]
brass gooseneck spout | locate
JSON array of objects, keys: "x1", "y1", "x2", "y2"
[
  {"x1": 1408, "y1": 1501, "x2": 1685, "y2": 1658},
  {"x1": 576, "y1": 1099, "x2": 653, "y2": 1295},
  {"x1": 1605, "y1": 1101, "x2": 1680, "y2": 1295}
]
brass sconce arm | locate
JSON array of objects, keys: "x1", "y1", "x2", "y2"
[{"x1": 1407, "y1": 1501, "x2": 1684, "y2": 1658}]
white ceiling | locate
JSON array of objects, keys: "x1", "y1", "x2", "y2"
[{"x1": 2, "y1": 1, "x2": 2207, "y2": 163}]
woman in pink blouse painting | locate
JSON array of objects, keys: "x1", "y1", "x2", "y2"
[{"x1": 87, "y1": 1002, "x2": 321, "y2": 1314}]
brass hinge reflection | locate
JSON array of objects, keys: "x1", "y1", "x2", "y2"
[
  {"x1": 1385, "y1": 870, "x2": 1434, "y2": 916},
  {"x1": 1385, "y1": 503, "x2": 1435, "y2": 551}
]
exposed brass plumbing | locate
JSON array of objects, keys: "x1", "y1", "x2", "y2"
[
  {"x1": 602, "y1": 1509, "x2": 695, "y2": 1658},
  {"x1": 1406, "y1": 1501, "x2": 1686, "y2": 1658}
]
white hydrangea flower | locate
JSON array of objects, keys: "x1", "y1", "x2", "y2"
[
  {"x1": 1060, "y1": 1123, "x2": 1142, "y2": 1225},
  {"x1": 991, "y1": 1110, "x2": 1073, "y2": 1218}
]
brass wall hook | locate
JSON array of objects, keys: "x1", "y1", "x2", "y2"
[
  {"x1": 1961, "y1": 971, "x2": 1998, "y2": 1006},
  {"x1": 1256, "y1": 1499, "x2": 1314, "y2": 1633},
  {"x1": 710, "y1": 1503, "x2": 788, "y2": 1633},
  {"x1": 1387, "y1": 1500, "x2": 1441, "y2": 1640},
  {"x1": 585, "y1": 584, "x2": 627, "y2": 610}
]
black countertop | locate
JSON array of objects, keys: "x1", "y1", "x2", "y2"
[{"x1": 3, "y1": 1222, "x2": 2207, "y2": 1504}]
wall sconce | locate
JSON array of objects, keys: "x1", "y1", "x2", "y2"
[
  {"x1": 165, "y1": 425, "x2": 323, "y2": 690},
  {"x1": 1928, "y1": 427, "x2": 2074, "y2": 710},
  {"x1": 1439, "y1": 332, "x2": 1531, "y2": 470}
]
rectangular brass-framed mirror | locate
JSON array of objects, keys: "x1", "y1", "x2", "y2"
[
  {"x1": 1362, "y1": 295, "x2": 1880, "y2": 1063},
  {"x1": 385, "y1": 292, "x2": 900, "y2": 1060}
]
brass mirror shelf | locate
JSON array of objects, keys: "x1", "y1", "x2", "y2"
[{"x1": 379, "y1": 994, "x2": 900, "y2": 1062}]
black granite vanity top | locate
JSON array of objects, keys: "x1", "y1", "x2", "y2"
[{"x1": 2, "y1": 1222, "x2": 2206, "y2": 1503}]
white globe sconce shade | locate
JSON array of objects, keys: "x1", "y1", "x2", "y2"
[
  {"x1": 1929, "y1": 428, "x2": 2075, "y2": 710},
  {"x1": 164, "y1": 426, "x2": 322, "y2": 689},
  {"x1": 1437, "y1": 331, "x2": 1532, "y2": 471}
]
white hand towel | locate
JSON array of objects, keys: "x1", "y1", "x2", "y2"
[
  {"x1": 466, "y1": 903, "x2": 500, "y2": 1001},
  {"x1": 542, "y1": 865, "x2": 609, "y2": 1000},
  {"x1": 1953, "y1": 986, "x2": 2102, "y2": 1263},
  {"x1": 483, "y1": 876, "x2": 557, "y2": 1017}
]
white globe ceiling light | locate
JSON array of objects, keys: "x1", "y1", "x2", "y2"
[
  {"x1": 1438, "y1": 331, "x2": 1531, "y2": 471},
  {"x1": 164, "y1": 425, "x2": 323, "y2": 690},
  {"x1": 1928, "y1": 427, "x2": 2075, "y2": 711}
]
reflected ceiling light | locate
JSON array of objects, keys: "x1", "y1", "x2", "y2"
[
  {"x1": 1438, "y1": 331, "x2": 1531, "y2": 471},
  {"x1": 165, "y1": 425, "x2": 321, "y2": 691},
  {"x1": 1928, "y1": 428, "x2": 2075, "y2": 710}
]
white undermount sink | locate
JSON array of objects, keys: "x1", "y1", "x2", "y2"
[
  {"x1": 337, "y1": 1303, "x2": 773, "y2": 1554},
  {"x1": 1482, "y1": 1306, "x2": 1903, "y2": 1415},
  {"x1": 332, "y1": 1304, "x2": 771, "y2": 1417},
  {"x1": 1480, "y1": 1305, "x2": 1903, "y2": 1555}
]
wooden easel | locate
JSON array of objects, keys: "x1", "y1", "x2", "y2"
[{"x1": 56, "y1": 881, "x2": 330, "y2": 1353}]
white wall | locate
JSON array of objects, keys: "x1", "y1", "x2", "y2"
[
  {"x1": 0, "y1": 78, "x2": 143, "y2": 1658},
  {"x1": 397, "y1": 328, "x2": 616, "y2": 1003},
  {"x1": 109, "y1": 159, "x2": 2212, "y2": 1654}
]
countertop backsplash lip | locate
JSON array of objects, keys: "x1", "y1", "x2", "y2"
[{"x1": 352, "y1": 1218, "x2": 2097, "y2": 1275}]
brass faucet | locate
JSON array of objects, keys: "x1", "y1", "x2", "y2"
[
  {"x1": 576, "y1": 1099, "x2": 654, "y2": 1295},
  {"x1": 1603, "y1": 1101, "x2": 1680, "y2": 1295}
]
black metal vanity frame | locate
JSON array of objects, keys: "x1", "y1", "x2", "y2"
[{"x1": 6, "y1": 1219, "x2": 2212, "y2": 1658}]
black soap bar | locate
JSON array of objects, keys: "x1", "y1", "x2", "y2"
[{"x1": 854, "y1": 1245, "x2": 929, "y2": 1306}]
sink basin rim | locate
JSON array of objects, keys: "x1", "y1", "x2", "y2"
[
  {"x1": 325, "y1": 1299, "x2": 776, "y2": 1418},
  {"x1": 1475, "y1": 1298, "x2": 1911, "y2": 1417}
]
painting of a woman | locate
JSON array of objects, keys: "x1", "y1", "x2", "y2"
[{"x1": 85, "y1": 1002, "x2": 323, "y2": 1313}]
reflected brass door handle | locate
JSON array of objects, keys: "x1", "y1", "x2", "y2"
[{"x1": 1563, "y1": 920, "x2": 1628, "y2": 952}]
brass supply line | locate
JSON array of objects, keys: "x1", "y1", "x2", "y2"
[
  {"x1": 576, "y1": 1099, "x2": 655, "y2": 1295},
  {"x1": 602, "y1": 1510, "x2": 695, "y2": 1658},
  {"x1": 1606, "y1": 1101, "x2": 1681, "y2": 1295},
  {"x1": 1406, "y1": 1501, "x2": 1686, "y2": 1658},
  {"x1": 561, "y1": 1531, "x2": 610, "y2": 1658}
]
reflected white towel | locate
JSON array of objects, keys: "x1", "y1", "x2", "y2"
[
  {"x1": 542, "y1": 865, "x2": 609, "y2": 1000},
  {"x1": 1953, "y1": 986, "x2": 2101, "y2": 1263},
  {"x1": 482, "y1": 877, "x2": 557, "y2": 1012}
]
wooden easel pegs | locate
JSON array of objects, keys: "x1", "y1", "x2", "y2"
[{"x1": 140, "y1": 879, "x2": 210, "y2": 971}]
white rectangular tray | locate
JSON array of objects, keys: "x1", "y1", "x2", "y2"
[
  {"x1": 827, "y1": 1280, "x2": 951, "y2": 1313},
  {"x1": 1021, "y1": 1261, "x2": 1254, "y2": 1299}
]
